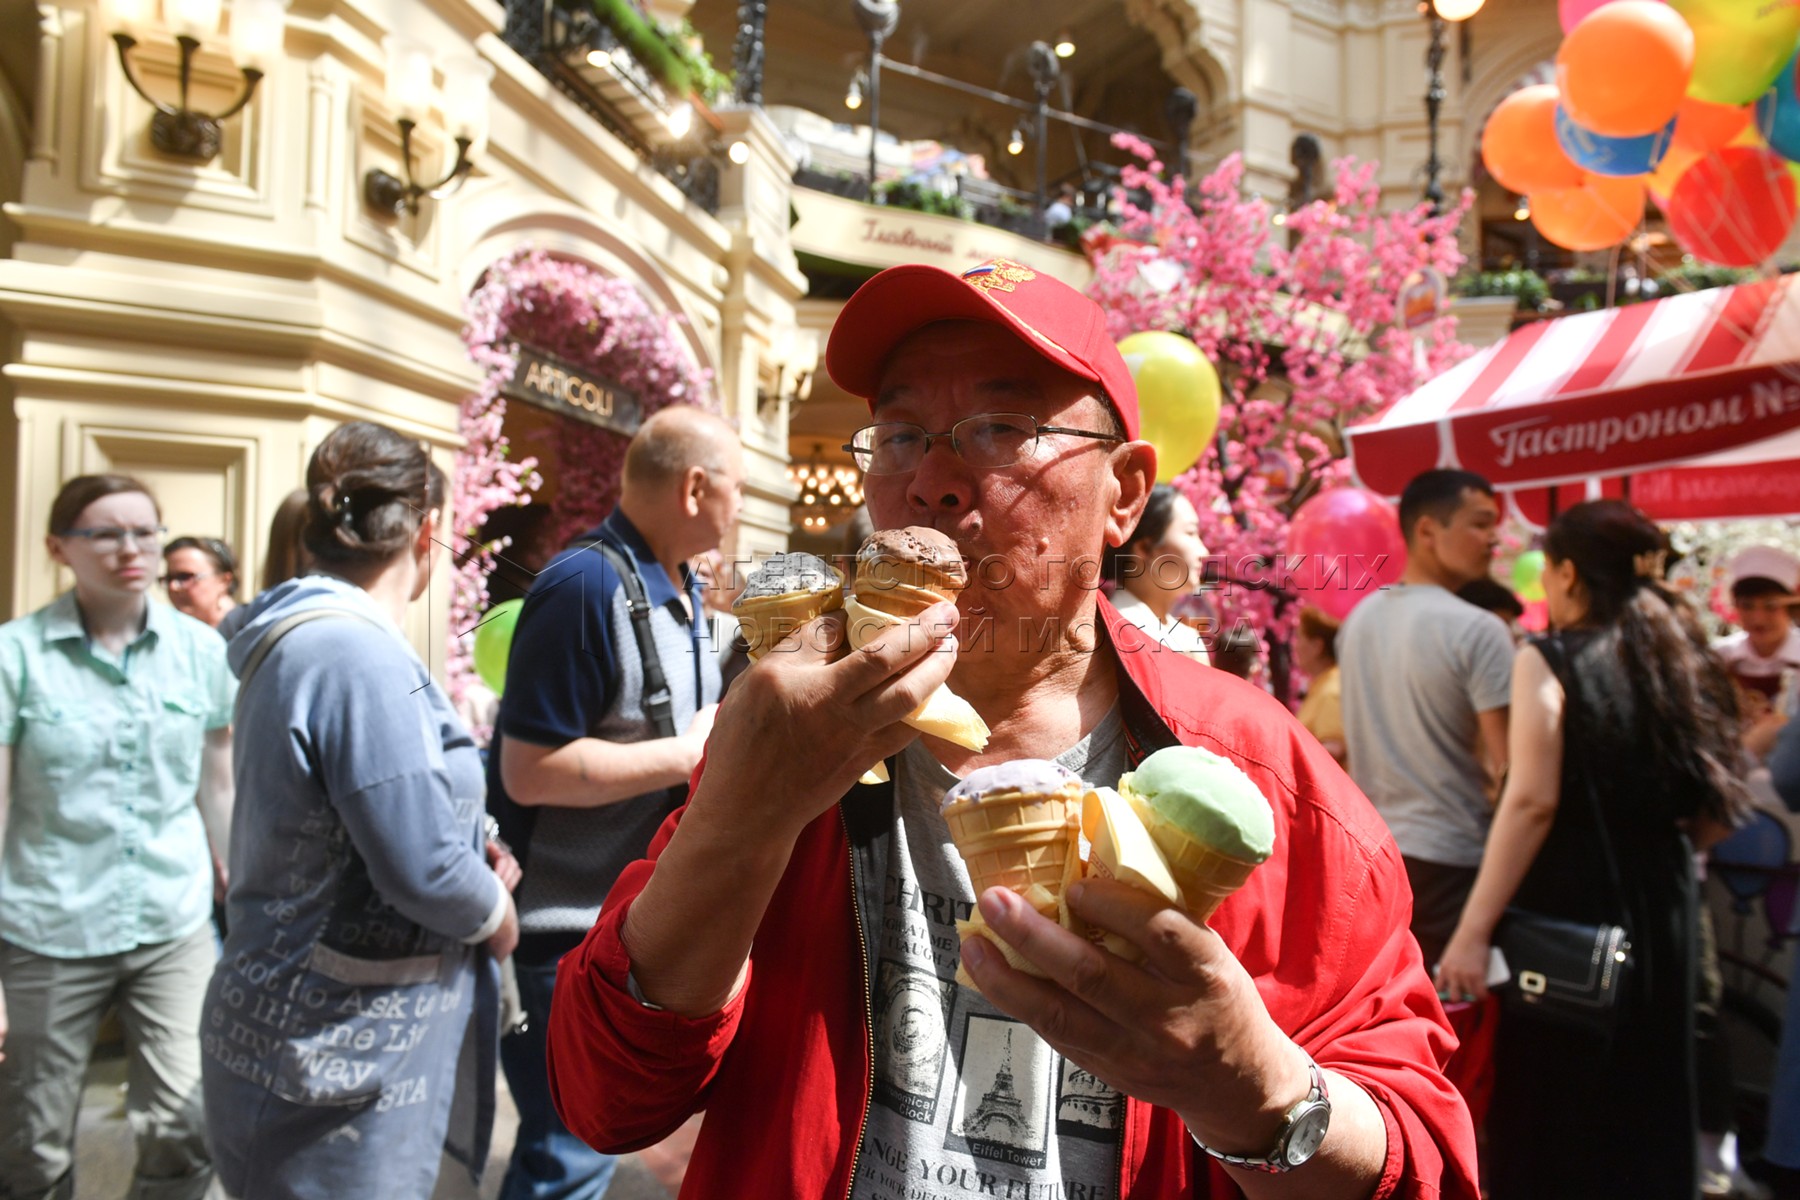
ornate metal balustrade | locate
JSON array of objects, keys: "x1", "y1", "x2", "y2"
[{"x1": 501, "y1": 0, "x2": 723, "y2": 215}]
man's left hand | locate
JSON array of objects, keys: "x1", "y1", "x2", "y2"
[{"x1": 960, "y1": 877, "x2": 1311, "y2": 1157}]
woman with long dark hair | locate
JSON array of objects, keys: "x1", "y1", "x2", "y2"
[
  {"x1": 201, "y1": 422, "x2": 517, "y2": 1199},
  {"x1": 1435, "y1": 499, "x2": 1749, "y2": 1198},
  {"x1": 1100, "y1": 482, "x2": 1211, "y2": 663}
]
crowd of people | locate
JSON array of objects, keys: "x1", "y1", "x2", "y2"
[{"x1": 0, "y1": 256, "x2": 1795, "y2": 1200}]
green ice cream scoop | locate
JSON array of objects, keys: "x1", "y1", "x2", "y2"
[{"x1": 1118, "y1": 745, "x2": 1275, "y2": 863}]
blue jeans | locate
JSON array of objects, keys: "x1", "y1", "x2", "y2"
[{"x1": 499, "y1": 958, "x2": 616, "y2": 1200}]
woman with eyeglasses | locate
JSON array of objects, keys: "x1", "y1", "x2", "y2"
[
  {"x1": 201, "y1": 421, "x2": 517, "y2": 1200},
  {"x1": 162, "y1": 536, "x2": 240, "y2": 630},
  {"x1": 0, "y1": 474, "x2": 236, "y2": 1199}
]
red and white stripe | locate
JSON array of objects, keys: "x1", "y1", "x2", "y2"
[{"x1": 1346, "y1": 275, "x2": 1800, "y2": 522}]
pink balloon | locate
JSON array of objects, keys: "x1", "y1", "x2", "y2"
[
  {"x1": 1284, "y1": 488, "x2": 1406, "y2": 621},
  {"x1": 1560, "y1": 0, "x2": 1663, "y2": 34}
]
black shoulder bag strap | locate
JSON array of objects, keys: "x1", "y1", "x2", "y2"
[
  {"x1": 566, "y1": 535, "x2": 678, "y2": 741},
  {"x1": 1535, "y1": 633, "x2": 1629, "y2": 923}
]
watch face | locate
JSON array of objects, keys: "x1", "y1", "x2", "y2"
[{"x1": 1283, "y1": 1103, "x2": 1332, "y2": 1167}]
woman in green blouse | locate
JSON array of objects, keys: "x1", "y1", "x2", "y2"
[{"x1": 0, "y1": 474, "x2": 235, "y2": 1200}]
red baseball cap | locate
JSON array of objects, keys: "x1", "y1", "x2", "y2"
[{"x1": 824, "y1": 257, "x2": 1140, "y2": 439}]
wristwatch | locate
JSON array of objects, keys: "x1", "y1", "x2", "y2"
[{"x1": 1190, "y1": 1057, "x2": 1332, "y2": 1174}]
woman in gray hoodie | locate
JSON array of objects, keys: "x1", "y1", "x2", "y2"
[{"x1": 201, "y1": 421, "x2": 518, "y2": 1200}]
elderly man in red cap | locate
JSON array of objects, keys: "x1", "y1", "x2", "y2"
[{"x1": 546, "y1": 259, "x2": 1479, "y2": 1199}]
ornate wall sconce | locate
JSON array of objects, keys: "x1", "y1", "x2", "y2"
[
  {"x1": 105, "y1": 0, "x2": 288, "y2": 161},
  {"x1": 757, "y1": 326, "x2": 818, "y2": 418},
  {"x1": 362, "y1": 37, "x2": 494, "y2": 218}
]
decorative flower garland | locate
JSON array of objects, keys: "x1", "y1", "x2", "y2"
[{"x1": 451, "y1": 247, "x2": 715, "y2": 710}]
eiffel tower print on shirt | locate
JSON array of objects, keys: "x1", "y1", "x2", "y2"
[{"x1": 948, "y1": 1015, "x2": 1051, "y2": 1169}]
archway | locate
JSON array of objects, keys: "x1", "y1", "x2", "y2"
[{"x1": 449, "y1": 247, "x2": 717, "y2": 702}]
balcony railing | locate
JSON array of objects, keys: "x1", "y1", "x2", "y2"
[{"x1": 501, "y1": 0, "x2": 725, "y2": 214}]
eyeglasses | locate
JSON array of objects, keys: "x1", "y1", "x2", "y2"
[
  {"x1": 160, "y1": 571, "x2": 217, "y2": 587},
  {"x1": 57, "y1": 525, "x2": 167, "y2": 553},
  {"x1": 844, "y1": 412, "x2": 1123, "y2": 476}
]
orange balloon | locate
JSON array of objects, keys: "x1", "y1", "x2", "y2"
[
  {"x1": 1531, "y1": 174, "x2": 1648, "y2": 251},
  {"x1": 1670, "y1": 97, "x2": 1751, "y2": 155},
  {"x1": 1483, "y1": 85, "x2": 1586, "y2": 195},
  {"x1": 1556, "y1": 1, "x2": 1695, "y2": 137},
  {"x1": 1647, "y1": 140, "x2": 1701, "y2": 202}
]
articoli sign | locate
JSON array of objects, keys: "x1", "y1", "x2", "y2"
[{"x1": 501, "y1": 345, "x2": 643, "y2": 436}]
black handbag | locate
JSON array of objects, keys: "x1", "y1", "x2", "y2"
[
  {"x1": 1494, "y1": 908, "x2": 1632, "y2": 1033},
  {"x1": 1492, "y1": 635, "x2": 1636, "y2": 1035}
]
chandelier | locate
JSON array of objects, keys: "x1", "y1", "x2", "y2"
[{"x1": 788, "y1": 444, "x2": 865, "y2": 533}]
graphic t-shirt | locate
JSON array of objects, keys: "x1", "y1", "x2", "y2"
[{"x1": 851, "y1": 713, "x2": 1130, "y2": 1200}]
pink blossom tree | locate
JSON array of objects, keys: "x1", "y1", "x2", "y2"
[
  {"x1": 452, "y1": 249, "x2": 715, "y2": 718},
  {"x1": 1087, "y1": 140, "x2": 1473, "y2": 699}
]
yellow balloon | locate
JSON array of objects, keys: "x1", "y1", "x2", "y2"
[{"x1": 1117, "y1": 330, "x2": 1222, "y2": 483}]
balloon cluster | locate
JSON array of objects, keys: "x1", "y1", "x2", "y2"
[{"x1": 1482, "y1": 0, "x2": 1800, "y2": 265}]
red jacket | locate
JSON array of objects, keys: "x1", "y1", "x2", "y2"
[{"x1": 549, "y1": 602, "x2": 1480, "y2": 1199}]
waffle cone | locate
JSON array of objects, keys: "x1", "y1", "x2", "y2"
[
  {"x1": 733, "y1": 585, "x2": 843, "y2": 660},
  {"x1": 1132, "y1": 803, "x2": 1261, "y2": 921},
  {"x1": 857, "y1": 559, "x2": 966, "y2": 597},
  {"x1": 943, "y1": 788, "x2": 1080, "y2": 890},
  {"x1": 852, "y1": 579, "x2": 954, "y2": 619}
]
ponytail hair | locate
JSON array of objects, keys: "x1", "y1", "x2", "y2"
[
  {"x1": 302, "y1": 422, "x2": 446, "y2": 571},
  {"x1": 1544, "y1": 500, "x2": 1748, "y2": 825}
]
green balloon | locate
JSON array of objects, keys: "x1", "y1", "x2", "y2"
[
  {"x1": 1669, "y1": 0, "x2": 1800, "y2": 106},
  {"x1": 1511, "y1": 550, "x2": 1548, "y2": 603},
  {"x1": 473, "y1": 598, "x2": 523, "y2": 696}
]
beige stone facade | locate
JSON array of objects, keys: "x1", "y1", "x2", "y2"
[
  {"x1": 0, "y1": 0, "x2": 811, "y2": 668},
  {"x1": 0, "y1": 0, "x2": 1569, "y2": 655}
]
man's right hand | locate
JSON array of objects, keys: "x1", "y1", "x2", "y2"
[
  {"x1": 689, "y1": 601, "x2": 960, "y2": 839},
  {"x1": 621, "y1": 600, "x2": 961, "y2": 1017}
]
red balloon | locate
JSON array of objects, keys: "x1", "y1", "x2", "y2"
[
  {"x1": 1284, "y1": 488, "x2": 1406, "y2": 621},
  {"x1": 1665, "y1": 146, "x2": 1798, "y2": 266}
]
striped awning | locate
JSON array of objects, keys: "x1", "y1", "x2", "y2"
[{"x1": 1346, "y1": 276, "x2": 1800, "y2": 522}]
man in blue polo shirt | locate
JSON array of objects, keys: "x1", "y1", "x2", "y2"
[{"x1": 487, "y1": 405, "x2": 741, "y2": 1200}]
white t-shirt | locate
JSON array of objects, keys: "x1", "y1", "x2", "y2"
[
  {"x1": 1110, "y1": 591, "x2": 1211, "y2": 665},
  {"x1": 1714, "y1": 625, "x2": 1800, "y2": 712},
  {"x1": 850, "y1": 716, "x2": 1130, "y2": 1200},
  {"x1": 1337, "y1": 583, "x2": 1515, "y2": 868}
]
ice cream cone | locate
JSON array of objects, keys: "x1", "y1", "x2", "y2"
[
  {"x1": 842, "y1": 597, "x2": 988, "y2": 750},
  {"x1": 1129, "y1": 800, "x2": 1261, "y2": 922},
  {"x1": 855, "y1": 529, "x2": 967, "y2": 600},
  {"x1": 940, "y1": 767, "x2": 1084, "y2": 985},
  {"x1": 1113, "y1": 746, "x2": 1274, "y2": 924},
  {"x1": 942, "y1": 789, "x2": 1081, "y2": 896},
  {"x1": 850, "y1": 579, "x2": 943, "y2": 618},
  {"x1": 732, "y1": 553, "x2": 845, "y2": 661},
  {"x1": 1079, "y1": 786, "x2": 1182, "y2": 960},
  {"x1": 733, "y1": 585, "x2": 844, "y2": 661}
]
